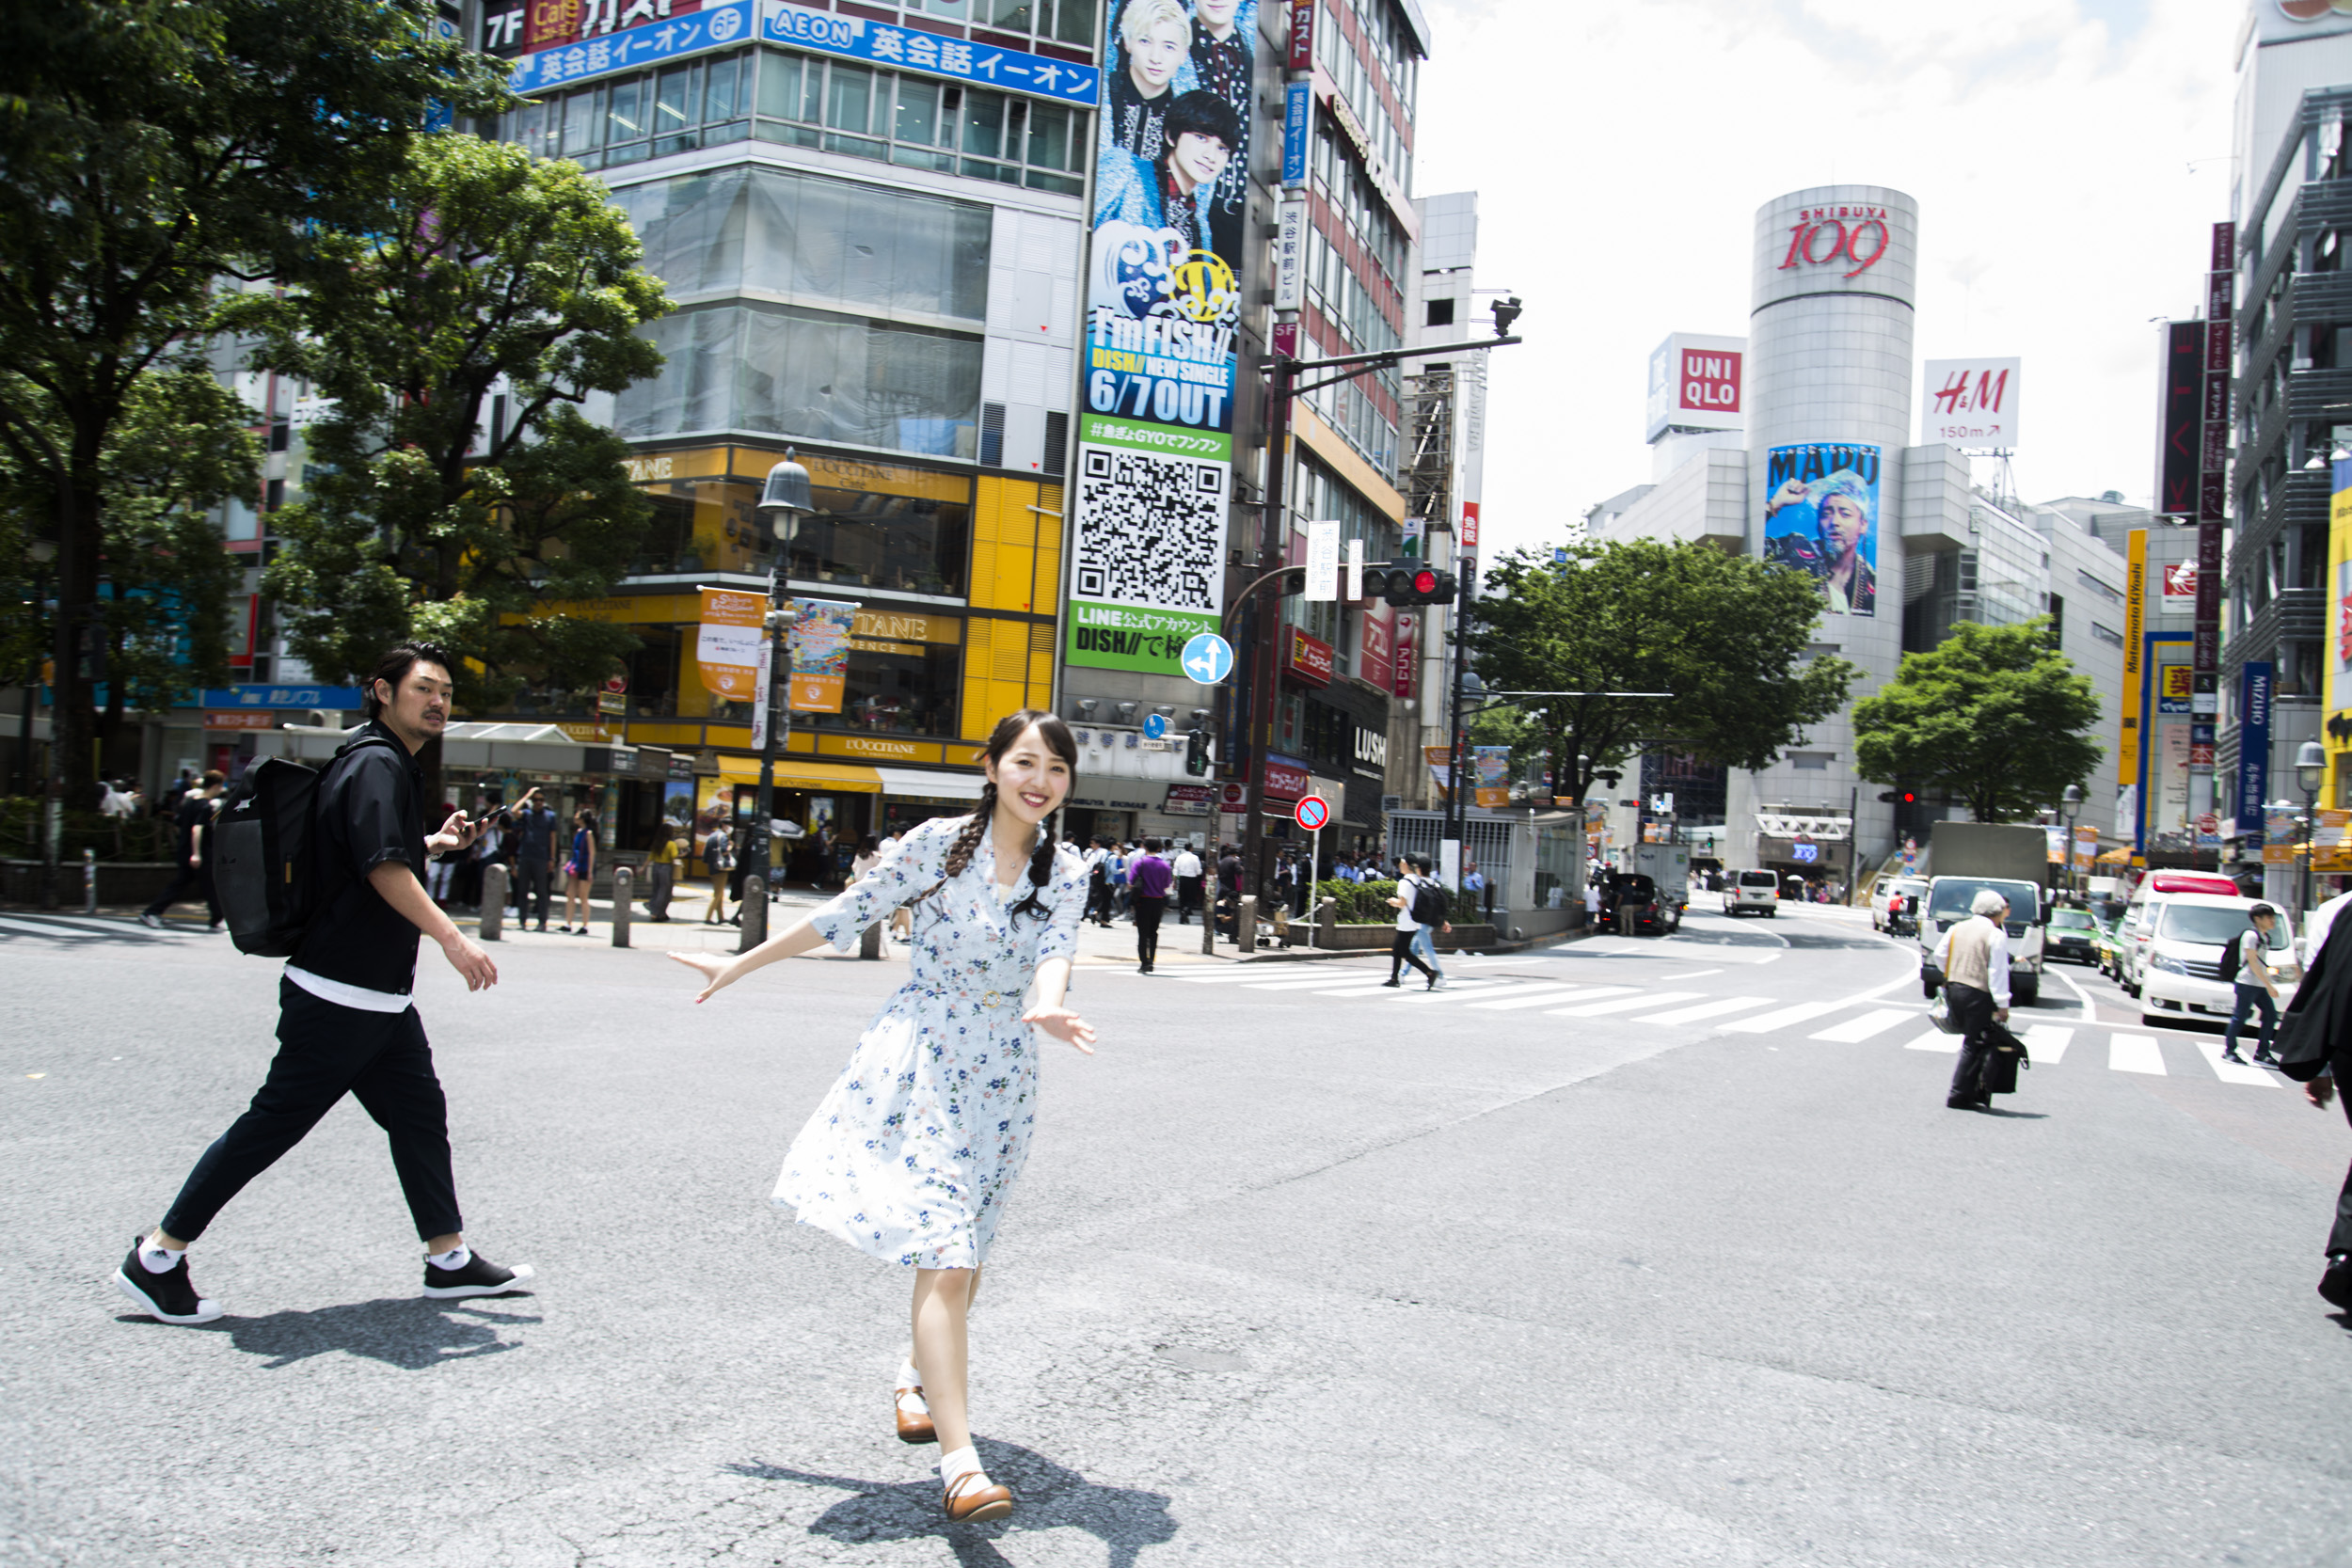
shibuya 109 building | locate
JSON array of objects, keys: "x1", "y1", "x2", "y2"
[{"x1": 1590, "y1": 185, "x2": 2117, "y2": 886}]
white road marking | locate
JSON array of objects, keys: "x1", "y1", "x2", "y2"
[
  {"x1": 1631, "y1": 996, "x2": 1772, "y2": 1026},
  {"x1": 1546, "y1": 990, "x2": 1699, "y2": 1018},
  {"x1": 1467, "y1": 985, "x2": 1610, "y2": 1011},
  {"x1": 2109, "y1": 1034, "x2": 2167, "y2": 1075},
  {"x1": 2047, "y1": 963, "x2": 2099, "y2": 1021},
  {"x1": 2021, "y1": 1024, "x2": 2074, "y2": 1064},
  {"x1": 2190, "y1": 1038, "x2": 2280, "y2": 1086},
  {"x1": 0, "y1": 915, "x2": 156, "y2": 939},
  {"x1": 1807, "y1": 1008, "x2": 1915, "y2": 1042},
  {"x1": 1242, "y1": 973, "x2": 1404, "y2": 990},
  {"x1": 1904, "y1": 1031, "x2": 1959, "y2": 1053},
  {"x1": 1718, "y1": 1001, "x2": 1850, "y2": 1034},
  {"x1": 1650, "y1": 969, "x2": 1724, "y2": 982},
  {"x1": 1388, "y1": 978, "x2": 1534, "y2": 1004}
]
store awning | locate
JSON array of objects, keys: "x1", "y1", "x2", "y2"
[
  {"x1": 874, "y1": 766, "x2": 986, "y2": 800},
  {"x1": 716, "y1": 755, "x2": 881, "y2": 793}
]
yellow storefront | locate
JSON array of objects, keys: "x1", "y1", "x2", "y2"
[{"x1": 498, "y1": 443, "x2": 1063, "y2": 882}]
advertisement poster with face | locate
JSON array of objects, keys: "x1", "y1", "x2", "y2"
[
  {"x1": 1762, "y1": 443, "x2": 1881, "y2": 617},
  {"x1": 1068, "y1": 0, "x2": 1255, "y2": 676}
]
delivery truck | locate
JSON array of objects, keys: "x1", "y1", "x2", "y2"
[{"x1": 1916, "y1": 821, "x2": 2050, "y2": 1006}]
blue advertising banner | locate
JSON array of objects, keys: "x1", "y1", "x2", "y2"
[
  {"x1": 1281, "y1": 79, "x2": 1311, "y2": 187},
  {"x1": 2237, "y1": 660, "x2": 2273, "y2": 842},
  {"x1": 1761, "y1": 443, "x2": 1881, "y2": 617},
  {"x1": 198, "y1": 685, "x2": 364, "y2": 710},
  {"x1": 509, "y1": 0, "x2": 1100, "y2": 104}
]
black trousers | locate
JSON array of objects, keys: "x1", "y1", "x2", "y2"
[
  {"x1": 1088, "y1": 878, "x2": 1113, "y2": 926},
  {"x1": 143, "y1": 858, "x2": 217, "y2": 923},
  {"x1": 1177, "y1": 875, "x2": 1203, "y2": 922},
  {"x1": 1946, "y1": 982, "x2": 1997, "y2": 1103},
  {"x1": 2329, "y1": 1085, "x2": 2352, "y2": 1259},
  {"x1": 1390, "y1": 928, "x2": 1437, "y2": 983},
  {"x1": 1134, "y1": 895, "x2": 1167, "y2": 966},
  {"x1": 647, "y1": 862, "x2": 675, "y2": 920},
  {"x1": 513, "y1": 859, "x2": 551, "y2": 925},
  {"x1": 160, "y1": 978, "x2": 462, "y2": 1243}
]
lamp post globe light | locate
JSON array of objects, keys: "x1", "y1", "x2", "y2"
[
  {"x1": 750, "y1": 450, "x2": 816, "y2": 893},
  {"x1": 2298, "y1": 739, "x2": 2328, "y2": 921}
]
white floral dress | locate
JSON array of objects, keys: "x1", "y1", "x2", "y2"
[{"x1": 773, "y1": 816, "x2": 1089, "y2": 1269}]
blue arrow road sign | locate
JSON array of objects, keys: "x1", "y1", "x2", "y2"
[
  {"x1": 1142, "y1": 712, "x2": 1169, "y2": 739},
  {"x1": 1181, "y1": 632, "x2": 1234, "y2": 685}
]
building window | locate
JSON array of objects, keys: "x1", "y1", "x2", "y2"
[
  {"x1": 747, "y1": 47, "x2": 1086, "y2": 194},
  {"x1": 1789, "y1": 752, "x2": 1832, "y2": 770},
  {"x1": 2090, "y1": 621, "x2": 2124, "y2": 649},
  {"x1": 1424, "y1": 296, "x2": 1453, "y2": 327},
  {"x1": 505, "y1": 51, "x2": 750, "y2": 169},
  {"x1": 2075, "y1": 567, "x2": 2123, "y2": 604}
]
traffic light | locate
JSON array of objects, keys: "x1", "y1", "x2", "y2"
[
  {"x1": 1184, "y1": 726, "x2": 1211, "y2": 776},
  {"x1": 1277, "y1": 566, "x2": 1306, "y2": 595},
  {"x1": 1877, "y1": 789, "x2": 1917, "y2": 805},
  {"x1": 1361, "y1": 562, "x2": 1458, "y2": 607}
]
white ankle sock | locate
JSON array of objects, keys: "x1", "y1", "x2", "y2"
[
  {"x1": 427, "y1": 1243, "x2": 470, "y2": 1271},
  {"x1": 939, "y1": 1446, "x2": 981, "y2": 1487},
  {"x1": 897, "y1": 1358, "x2": 923, "y2": 1389},
  {"x1": 139, "y1": 1241, "x2": 183, "y2": 1275}
]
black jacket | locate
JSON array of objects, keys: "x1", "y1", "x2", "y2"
[{"x1": 2272, "y1": 914, "x2": 2352, "y2": 1083}]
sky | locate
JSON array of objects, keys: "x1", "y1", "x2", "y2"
[{"x1": 1407, "y1": 0, "x2": 2247, "y2": 567}]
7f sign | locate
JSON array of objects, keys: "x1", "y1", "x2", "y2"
[{"x1": 1921, "y1": 357, "x2": 2021, "y2": 449}]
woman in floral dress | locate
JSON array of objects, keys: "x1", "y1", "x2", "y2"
[{"x1": 671, "y1": 709, "x2": 1094, "y2": 1524}]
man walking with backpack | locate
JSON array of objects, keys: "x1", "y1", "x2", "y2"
[
  {"x1": 1382, "y1": 852, "x2": 1450, "y2": 990},
  {"x1": 138, "y1": 769, "x2": 225, "y2": 930},
  {"x1": 115, "y1": 641, "x2": 532, "y2": 1324}
]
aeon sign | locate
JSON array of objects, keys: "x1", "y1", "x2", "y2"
[{"x1": 1777, "y1": 205, "x2": 1893, "y2": 280}]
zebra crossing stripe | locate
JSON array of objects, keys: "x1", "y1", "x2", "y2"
[
  {"x1": 1718, "y1": 1001, "x2": 1849, "y2": 1035},
  {"x1": 2108, "y1": 1034, "x2": 2166, "y2": 1075},
  {"x1": 2021, "y1": 1024, "x2": 2073, "y2": 1064},
  {"x1": 2190, "y1": 1038, "x2": 2279, "y2": 1086},
  {"x1": 1806, "y1": 1007, "x2": 1915, "y2": 1042},
  {"x1": 1903, "y1": 1030, "x2": 1959, "y2": 1053},
  {"x1": 1629, "y1": 996, "x2": 1772, "y2": 1026},
  {"x1": 1545, "y1": 990, "x2": 1697, "y2": 1018},
  {"x1": 1466, "y1": 985, "x2": 1608, "y2": 1011}
]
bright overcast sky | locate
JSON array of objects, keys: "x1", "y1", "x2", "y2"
[{"x1": 1410, "y1": 0, "x2": 2241, "y2": 566}]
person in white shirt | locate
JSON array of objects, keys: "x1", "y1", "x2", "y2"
[
  {"x1": 1381, "y1": 852, "x2": 1446, "y2": 990},
  {"x1": 1931, "y1": 887, "x2": 2012, "y2": 1110},
  {"x1": 1171, "y1": 843, "x2": 1205, "y2": 924},
  {"x1": 2222, "y1": 903, "x2": 2288, "y2": 1068}
]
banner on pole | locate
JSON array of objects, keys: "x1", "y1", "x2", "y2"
[
  {"x1": 696, "y1": 588, "x2": 766, "y2": 700},
  {"x1": 787, "y1": 598, "x2": 858, "y2": 712}
]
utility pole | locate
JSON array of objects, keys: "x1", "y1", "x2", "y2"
[{"x1": 1235, "y1": 323, "x2": 1523, "y2": 903}]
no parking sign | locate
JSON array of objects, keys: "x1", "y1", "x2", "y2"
[{"x1": 1295, "y1": 795, "x2": 1330, "y2": 831}]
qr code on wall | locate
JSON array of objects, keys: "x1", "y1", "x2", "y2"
[{"x1": 1072, "y1": 446, "x2": 1226, "y2": 612}]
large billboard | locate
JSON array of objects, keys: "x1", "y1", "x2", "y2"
[
  {"x1": 1762, "y1": 443, "x2": 1881, "y2": 617},
  {"x1": 1643, "y1": 332, "x2": 1745, "y2": 443},
  {"x1": 1920, "y1": 357, "x2": 2020, "y2": 448},
  {"x1": 1067, "y1": 0, "x2": 1253, "y2": 677}
]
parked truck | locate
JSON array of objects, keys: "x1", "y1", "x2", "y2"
[
  {"x1": 1915, "y1": 821, "x2": 2050, "y2": 1006},
  {"x1": 1629, "y1": 843, "x2": 1690, "y2": 930}
]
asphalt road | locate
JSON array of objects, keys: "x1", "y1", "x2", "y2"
[{"x1": 3, "y1": 900, "x2": 2348, "y2": 1567}]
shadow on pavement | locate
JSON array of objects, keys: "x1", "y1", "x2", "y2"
[
  {"x1": 728, "y1": 1437, "x2": 1177, "y2": 1567},
  {"x1": 118, "y1": 1295, "x2": 538, "y2": 1370}
]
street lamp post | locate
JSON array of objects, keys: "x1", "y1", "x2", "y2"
[
  {"x1": 2298, "y1": 738, "x2": 2328, "y2": 922},
  {"x1": 753, "y1": 450, "x2": 815, "y2": 893},
  {"x1": 2060, "y1": 783, "x2": 2084, "y2": 901}
]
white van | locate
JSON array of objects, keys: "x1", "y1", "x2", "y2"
[
  {"x1": 2137, "y1": 894, "x2": 2296, "y2": 1027},
  {"x1": 1915, "y1": 875, "x2": 2045, "y2": 1006},
  {"x1": 1723, "y1": 868, "x2": 1780, "y2": 917}
]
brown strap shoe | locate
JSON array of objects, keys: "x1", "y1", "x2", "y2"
[
  {"x1": 894, "y1": 1385, "x2": 936, "y2": 1446},
  {"x1": 943, "y1": 1470, "x2": 1013, "y2": 1522}
]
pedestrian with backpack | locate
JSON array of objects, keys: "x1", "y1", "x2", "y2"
[
  {"x1": 2222, "y1": 903, "x2": 2289, "y2": 1067},
  {"x1": 1381, "y1": 852, "x2": 1449, "y2": 990},
  {"x1": 114, "y1": 641, "x2": 531, "y2": 1325},
  {"x1": 138, "y1": 769, "x2": 225, "y2": 930}
]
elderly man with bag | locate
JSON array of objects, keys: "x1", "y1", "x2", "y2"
[{"x1": 1931, "y1": 888, "x2": 2012, "y2": 1111}]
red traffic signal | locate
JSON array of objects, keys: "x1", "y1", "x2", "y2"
[{"x1": 1363, "y1": 562, "x2": 1458, "y2": 607}]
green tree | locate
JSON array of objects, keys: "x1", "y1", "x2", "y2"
[
  {"x1": 1468, "y1": 541, "x2": 1861, "y2": 814},
  {"x1": 1851, "y1": 618, "x2": 2102, "y2": 822},
  {"x1": 0, "y1": 0, "x2": 511, "y2": 798},
  {"x1": 238, "y1": 135, "x2": 670, "y2": 710}
]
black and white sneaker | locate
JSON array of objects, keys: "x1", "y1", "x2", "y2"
[
  {"x1": 114, "y1": 1239, "x2": 222, "y2": 1324},
  {"x1": 421, "y1": 1251, "x2": 535, "y2": 1299}
]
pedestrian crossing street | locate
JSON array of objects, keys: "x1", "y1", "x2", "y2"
[{"x1": 1134, "y1": 959, "x2": 2296, "y2": 1089}]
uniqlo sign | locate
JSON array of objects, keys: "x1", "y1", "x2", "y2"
[{"x1": 1645, "y1": 332, "x2": 1746, "y2": 441}]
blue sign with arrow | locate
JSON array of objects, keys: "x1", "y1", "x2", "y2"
[
  {"x1": 1180, "y1": 633, "x2": 1234, "y2": 685},
  {"x1": 1141, "y1": 712, "x2": 1169, "y2": 739}
]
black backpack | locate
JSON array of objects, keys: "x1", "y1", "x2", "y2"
[
  {"x1": 1410, "y1": 876, "x2": 1448, "y2": 927},
  {"x1": 2216, "y1": 927, "x2": 2251, "y2": 984},
  {"x1": 213, "y1": 733, "x2": 395, "y2": 958}
]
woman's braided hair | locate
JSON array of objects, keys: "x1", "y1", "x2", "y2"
[{"x1": 908, "y1": 708, "x2": 1077, "y2": 926}]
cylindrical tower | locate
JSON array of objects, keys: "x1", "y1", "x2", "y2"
[{"x1": 1731, "y1": 185, "x2": 1919, "y2": 886}]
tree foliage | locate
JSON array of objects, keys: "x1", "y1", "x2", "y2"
[
  {"x1": 236, "y1": 135, "x2": 671, "y2": 706},
  {"x1": 0, "y1": 0, "x2": 512, "y2": 792},
  {"x1": 1851, "y1": 618, "x2": 2102, "y2": 823},
  {"x1": 1467, "y1": 541, "x2": 1861, "y2": 808}
]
